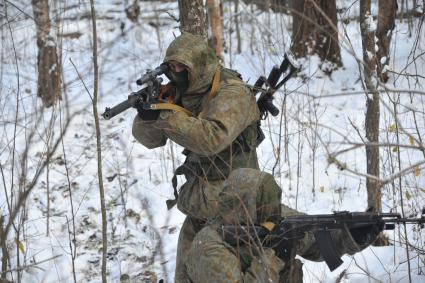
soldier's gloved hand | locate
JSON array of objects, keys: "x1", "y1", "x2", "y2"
[
  {"x1": 349, "y1": 222, "x2": 384, "y2": 245},
  {"x1": 134, "y1": 99, "x2": 160, "y2": 121}
]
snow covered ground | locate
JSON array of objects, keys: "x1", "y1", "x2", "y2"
[{"x1": 1, "y1": 0, "x2": 424, "y2": 282}]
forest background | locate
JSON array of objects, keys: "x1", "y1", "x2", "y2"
[{"x1": 0, "y1": 0, "x2": 425, "y2": 282}]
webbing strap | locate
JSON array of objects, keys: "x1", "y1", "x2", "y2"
[
  {"x1": 166, "y1": 174, "x2": 179, "y2": 210},
  {"x1": 150, "y1": 102, "x2": 192, "y2": 116},
  {"x1": 208, "y1": 68, "x2": 222, "y2": 101},
  {"x1": 167, "y1": 163, "x2": 188, "y2": 210}
]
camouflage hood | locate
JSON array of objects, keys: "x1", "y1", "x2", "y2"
[{"x1": 164, "y1": 33, "x2": 220, "y2": 94}]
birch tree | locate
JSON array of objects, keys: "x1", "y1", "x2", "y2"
[
  {"x1": 360, "y1": 0, "x2": 381, "y2": 213},
  {"x1": 376, "y1": 0, "x2": 397, "y2": 82},
  {"x1": 178, "y1": 0, "x2": 208, "y2": 38}
]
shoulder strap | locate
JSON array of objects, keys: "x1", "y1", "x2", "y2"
[
  {"x1": 150, "y1": 102, "x2": 192, "y2": 116},
  {"x1": 207, "y1": 68, "x2": 222, "y2": 103}
]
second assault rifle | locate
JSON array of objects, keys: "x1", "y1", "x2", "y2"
[
  {"x1": 253, "y1": 52, "x2": 300, "y2": 118},
  {"x1": 251, "y1": 52, "x2": 300, "y2": 144},
  {"x1": 220, "y1": 210, "x2": 425, "y2": 271}
]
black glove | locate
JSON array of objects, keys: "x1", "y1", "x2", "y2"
[
  {"x1": 349, "y1": 222, "x2": 384, "y2": 245},
  {"x1": 134, "y1": 99, "x2": 160, "y2": 121}
]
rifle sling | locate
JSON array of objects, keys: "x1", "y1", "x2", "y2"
[
  {"x1": 313, "y1": 230, "x2": 344, "y2": 271},
  {"x1": 150, "y1": 102, "x2": 192, "y2": 116}
]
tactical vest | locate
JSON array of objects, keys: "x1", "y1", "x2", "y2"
[
  {"x1": 180, "y1": 68, "x2": 260, "y2": 179},
  {"x1": 168, "y1": 68, "x2": 261, "y2": 209}
]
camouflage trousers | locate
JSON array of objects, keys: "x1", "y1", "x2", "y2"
[
  {"x1": 175, "y1": 220, "x2": 285, "y2": 283},
  {"x1": 173, "y1": 168, "x2": 303, "y2": 282}
]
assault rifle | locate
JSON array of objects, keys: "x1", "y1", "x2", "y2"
[
  {"x1": 253, "y1": 51, "x2": 300, "y2": 118},
  {"x1": 220, "y1": 210, "x2": 425, "y2": 271},
  {"x1": 102, "y1": 64, "x2": 169, "y2": 120},
  {"x1": 102, "y1": 53, "x2": 300, "y2": 120},
  {"x1": 252, "y1": 52, "x2": 300, "y2": 144}
]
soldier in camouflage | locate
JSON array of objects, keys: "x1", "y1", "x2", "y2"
[
  {"x1": 132, "y1": 32, "x2": 267, "y2": 281},
  {"x1": 132, "y1": 33, "x2": 380, "y2": 282}
]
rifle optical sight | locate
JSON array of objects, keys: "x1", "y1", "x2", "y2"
[{"x1": 136, "y1": 64, "x2": 169, "y2": 86}]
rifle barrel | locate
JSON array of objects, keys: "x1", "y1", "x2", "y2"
[{"x1": 102, "y1": 93, "x2": 140, "y2": 120}]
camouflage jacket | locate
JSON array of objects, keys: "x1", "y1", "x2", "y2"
[{"x1": 132, "y1": 33, "x2": 260, "y2": 218}]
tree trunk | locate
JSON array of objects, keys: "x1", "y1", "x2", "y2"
[
  {"x1": 290, "y1": 0, "x2": 342, "y2": 69},
  {"x1": 88, "y1": 0, "x2": 108, "y2": 282},
  {"x1": 234, "y1": 0, "x2": 242, "y2": 53},
  {"x1": 125, "y1": 0, "x2": 140, "y2": 23},
  {"x1": 376, "y1": 0, "x2": 397, "y2": 82},
  {"x1": 32, "y1": 0, "x2": 61, "y2": 108},
  {"x1": 242, "y1": 0, "x2": 290, "y2": 12},
  {"x1": 360, "y1": 0, "x2": 381, "y2": 214},
  {"x1": 0, "y1": 216, "x2": 8, "y2": 281},
  {"x1": 178, "y1": 0, "x2": 208, "y2": 38},
  {"x1": 207, "y1": 0, "x2": 224, "y2": 59}
]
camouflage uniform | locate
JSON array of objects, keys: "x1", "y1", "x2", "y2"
[
  {"x1": 132, "y1": 33, "x2": 370, "y2": 282},
  {"x1": 132, "y1": 33, "x2": 265, "y2": 282},
  {"x1": 185, "y1": 169, "x2": 370, "y2": 283},
  {"x1": 186, "y1": 168, "x2": 285, "y2": 283}
]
